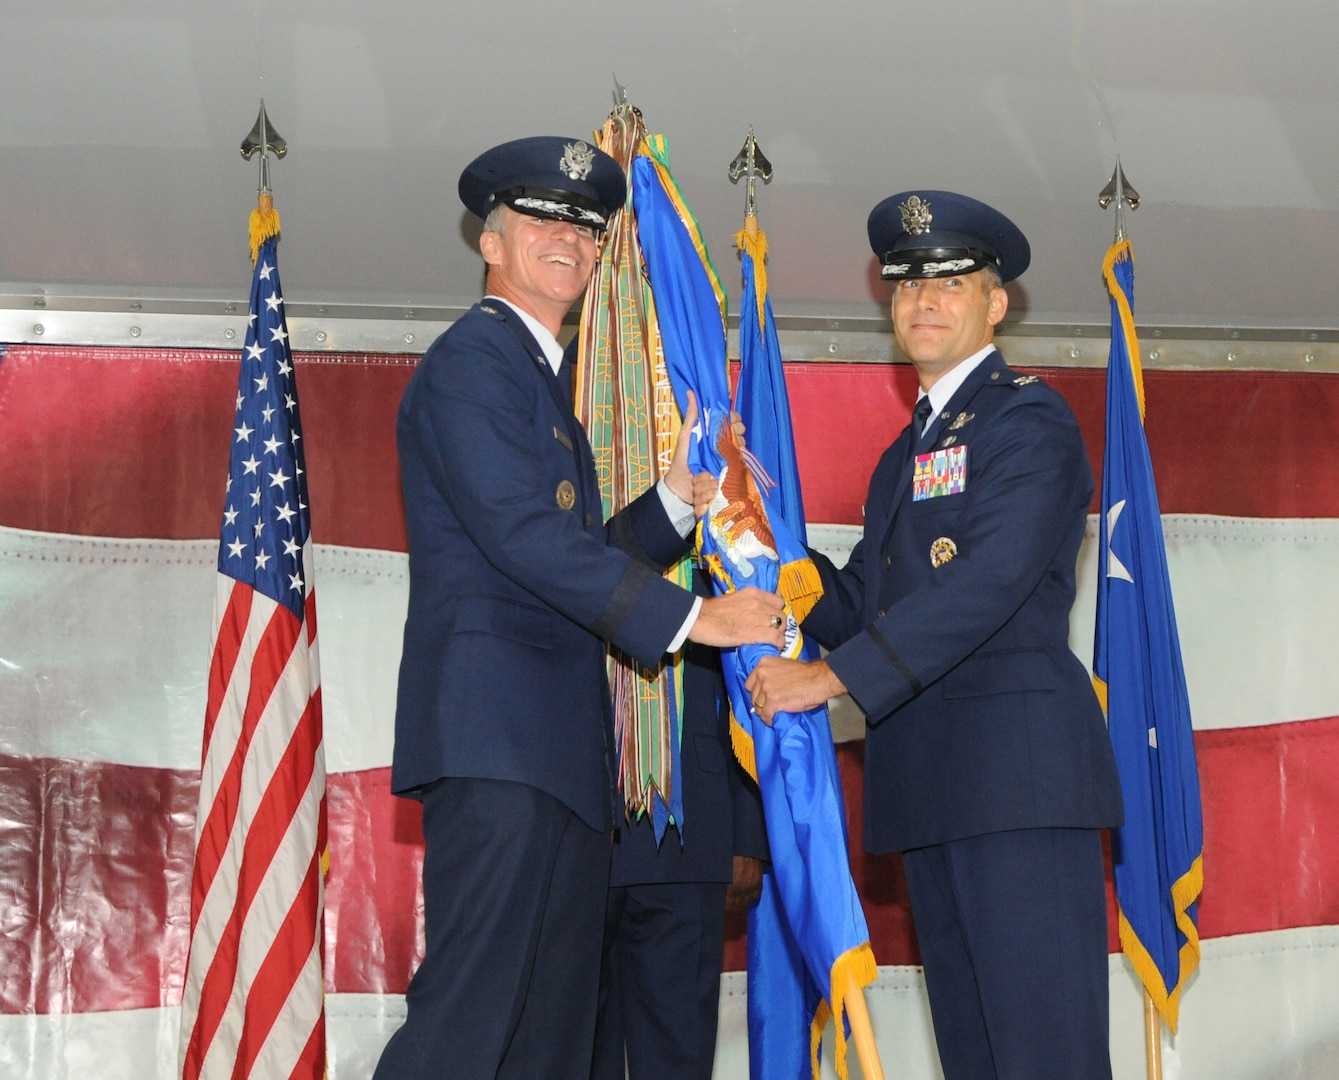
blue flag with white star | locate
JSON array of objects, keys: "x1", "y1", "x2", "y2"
[{"x1": 1094, "y1": 238, "x2": 1204, "y2": 1031}]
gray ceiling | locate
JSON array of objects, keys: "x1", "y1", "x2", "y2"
[{"x1": 3, "y1": 0, "x2": 1338, "y2": 333}]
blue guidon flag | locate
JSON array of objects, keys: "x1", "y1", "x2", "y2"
[
  {"x1": 633, "y1": 140, "x2": 875, "y2": 1080},
  {"x1": 1094, "y1": 237, "x2": 1204, "y2": 1031}
]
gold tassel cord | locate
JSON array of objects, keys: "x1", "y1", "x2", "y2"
[{"x1": 249, "y1": 193, "x2": 281, "y2": 265}]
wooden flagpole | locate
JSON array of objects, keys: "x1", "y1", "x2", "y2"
[
  {"x1": 1144, "y1": 989, "x2": 1163, "y2": 1080},
  {"x1": 846, "y1": 969, "x2": 885, "y2": 1080}
]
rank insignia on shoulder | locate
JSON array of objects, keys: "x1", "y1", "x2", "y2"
[
  {"x1": 480, "y1": 303, "x2": 500, "y2": 316},
  {"x1": 913, "y1": 445, "x2": 968, "y2": 501},
  {"x1": 930, "y1": 536, "x2": 957, "y2": 568},
  {"x1": 947, "y1": 411, "x2": 974, "y2": 431},
  {"x1": 1013, "y1": 374, "x2": 1039, "y2": 385},
  {"x1": 556, "y1": 480, "x2": 576, "y2": 510}
]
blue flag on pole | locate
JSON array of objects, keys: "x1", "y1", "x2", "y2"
[
  {"x1": 633, "y1": 141, "x2": 875, "y2": 1079},
  {"x1": 735, "y1": 220, "x2": 855, "y2": 1080},
  {"x1": 1094, "y1": 238, "x2": 1204, "y2": 1031}
]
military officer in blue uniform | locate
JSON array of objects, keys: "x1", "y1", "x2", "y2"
[
  {"x1": 746, "y1": 191, "x2": 1124, "y2": 1080},
  {"x1": 375, "y1": 136, "x2": 785, "y2": 1080},
  {"x1": 591, "y1": 565, "x2": 768, "y2": 1080}
]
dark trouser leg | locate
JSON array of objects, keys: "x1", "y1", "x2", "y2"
[
  {"x1": 593, "y1": 881, "x2": 728, "y2": 1080},
  {"x1": 902, "y1": 828, "x2": 1112, "y2": 1080},
  {"x1": 372, "y1": 778, "x2": 609, "y2": 1080}
]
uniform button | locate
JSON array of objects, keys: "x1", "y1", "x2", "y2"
[
  {"x1": 884, "y1": 555, "x2": 892, "y2": 568},
  {"x1": 877, "y1": 608, "x2": 887, "y2": 619}
]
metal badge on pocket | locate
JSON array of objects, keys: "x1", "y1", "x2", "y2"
[
  {"x1": 556, "y1": 480, "x2": 576, "y2": 510},
  {"x1": 930, "y1": 536, "x2": 957, "y2": 567}
]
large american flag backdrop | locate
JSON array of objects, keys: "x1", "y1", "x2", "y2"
[{"x1": 1, "y1": 342, "x2": 1336, "y2": 1078}]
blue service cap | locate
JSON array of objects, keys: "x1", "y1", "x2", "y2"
[
  {"x1": 458, "y1": 136, "x2": 626, "y2": 232},
  {"x1": 867, "y1": 190, "x2": 1030, "y2": 283}
]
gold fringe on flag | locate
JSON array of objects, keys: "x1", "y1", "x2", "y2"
[{"x1": 249, "y1": 193, "x2": 281, "y2": 265}]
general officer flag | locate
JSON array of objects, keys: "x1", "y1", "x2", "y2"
[
  {"x1": 635, "y1": 144, "x2": 875, "y2": 1080},
  {"x1": 178, "y1": 199, "x2": 327, "y2": 1080},
  {"x1": 1094, "y1": 238, "x2": 1204, "y2": 1031}
]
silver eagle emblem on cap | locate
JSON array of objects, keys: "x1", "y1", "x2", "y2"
[
  {"x1": 560, "y1": 140, "x2": 596, "y2": 180},
  {"x1": 900, "y1": 195, "x2": 933, "y2": 235}
]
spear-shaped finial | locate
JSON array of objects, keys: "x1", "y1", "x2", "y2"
[
  {"x1": 1099, "y1": 160, "x2": 1140, "y2": 242},
  {"x1": 241, "y1": 100, "x2": 288, "y2": 263},
  {"x1": 613, "y1": 73, "x2": 642, "y2": 123},
  {"x1": 728, "y1": 128, "x2": 774, "y2": 233}
]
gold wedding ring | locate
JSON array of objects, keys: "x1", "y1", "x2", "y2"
[{"x1": 769, "y1": 614, "x2": 784, "y2": 630}]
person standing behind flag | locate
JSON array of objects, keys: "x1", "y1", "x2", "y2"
[
  {"x1": 590, "y1": 559, "x2": 768, "y2": 1080},
  {"x1": 746, "y1": 190, "x2": 1124, "y2": 1080},
  {"x1": 374, "y1": 136, "x2": 784, "y2": 1080}
]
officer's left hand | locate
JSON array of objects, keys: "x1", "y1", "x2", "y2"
[
  {"x1": 745, "y1": 656, "x2": 847, "y2": 723},
  {"x1": 664, "y1": 389, "x2": 700, "y2": 504}
]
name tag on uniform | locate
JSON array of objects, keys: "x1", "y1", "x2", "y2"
[{"x1": 913, "y1": 445, "x2": 968, "y2": 501}]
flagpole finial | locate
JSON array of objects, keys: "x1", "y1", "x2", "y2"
[
  {"x1": 728, "y1": 128, "x2": 774, "y2": 223},
  {"x1": 242, "y1": 100, "x2": 286, "y2": 263},
  {"x1": 241, "y1": 99, "x2": 288, "y2": 197},
  {"x1": 608, "y1": 74, "x2": 642, "y2": 125},
  {"x1": 1098, "y1": 160, "x2": 1140, "y2": 243}
]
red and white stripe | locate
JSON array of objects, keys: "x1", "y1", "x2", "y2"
[{"x1": 177, "y1": 554, "x2": 326, "y2": 1077}]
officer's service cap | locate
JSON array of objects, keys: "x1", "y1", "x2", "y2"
[
  {"x1": 458, "y1": 136, "x2": 625, "y2": 232},
  {"x1": 868, "y1": 190, "x2": 1030, "y2": 283}
]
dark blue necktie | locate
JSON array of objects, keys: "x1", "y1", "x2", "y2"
[{"x1": 908, "y1": 396, "x2": 933, "y2": 466}]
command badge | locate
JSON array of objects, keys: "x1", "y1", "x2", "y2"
[
  {"x1": 930, "y1": 537, "x2": 957, "y2": 568},
  {"x1": 556, "y1": 480, "x2": 576, "y2": 510},
  {"x1": 900, "y1": 195, "x2": 933, "y2": 235},
  {"x1": 560, "y1": 140, "x2": 595, "y2": 180},
  {"x1": 947, "y1": 411, "x2": 974, "y2": 431}
]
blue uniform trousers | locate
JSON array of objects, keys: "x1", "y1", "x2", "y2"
[
  {"x1": 901, "y1": 827, "x2": 1113, "y2": 1080},
  {"x1": 374, "y1": 777, "x2": 610, "y2": 1080}
]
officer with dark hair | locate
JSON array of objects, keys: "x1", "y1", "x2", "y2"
[
  {"x1": 375, "y1": 136, "x2": 784, "y2": 1080},
  {"x1": 746, "y1": 191, "x2": 1123, "y2": 1080}
]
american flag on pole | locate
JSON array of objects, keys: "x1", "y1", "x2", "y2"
[{"x1": 177, "y1": 206, "x2": 327, "y2": 1079}]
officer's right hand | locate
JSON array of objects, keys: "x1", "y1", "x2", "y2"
[{"x1": 688, "y1": 587, "x2": 786, "y2": 649}]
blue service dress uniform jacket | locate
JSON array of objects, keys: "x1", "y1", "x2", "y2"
[
  {"x1": 805, "y1": 349, "x2": 1123, "y2": 853},
  {"x1": 392, "y1": 300, "x2": 697, "y2": 830}
]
